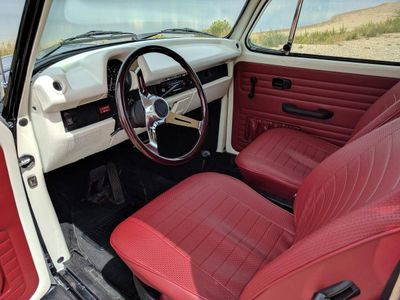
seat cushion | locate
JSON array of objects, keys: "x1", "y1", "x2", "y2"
[
  {"x1": 236, "y1": 128, "x2": 339, "y2": 200},
  {"x1": 111, "y1": 173, "x2": 294, "y2": 300}
]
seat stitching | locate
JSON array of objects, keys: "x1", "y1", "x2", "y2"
[
  {"x1": 210, "y1": 210, "x2": 259, "y2": 278},
  {"x1": 183, "y1": 197, "x2": 239, "y2": 255},
  {"x1": 114, "y1": 249, "x2": 227, "y2": 299},
  {"x1": 364, "y1": 135, "x2": 392, "y2": 204},
  {"x1": 151, "y1": 184, "x2": 212, "y2": 227},
  {"x1": 282, "y1": 139, "x2": 300, "y2": 168},
  {"x1": 177, "y1": 194, "x2": 231, "y2": 247},
  {"x1": 270, "y1": 134, "x2": 294, "y2": 162},
  {"x1": 263, "y1": 230, "x2": 288, "y2": 263},
  {"x1": 254, "y1": 229, "x2": 286, "y2": 274},
  {"x1": 120, "y1": 218, "x2": 238, "y2": 299},
  {"x1": 304, "y1": 188, "x2": 326, "y2": 236},
  {"x1": 325, "y1": 169, "x2": 346, "y2": 222},
  {"x1": 250, "y1": 228, "x2": 400, "y2": 299},
  {"x1": 198, "y1": 203, "x2": 248, "y2": 267},
  {"x1": 342, "y1": 146, "x2": 376, "y2": 214},
  {"x1": 247, "y1": 133, "x2": 338, "y2": 160},
  {"x1": 260, "y1": 132, "x2": 286, "y2": 158},
  {"x1": 231, "y1": 192, "x2": 295, "y2": 234},
  {"x1": 163, "y1": 189, "x2": 224, "y2": 237},
  {"x1": 224, "y1": 221, "x2": 274, "y2": 287},
  {"x1": 316, "y1": 176, "x2": 336, "y2": 230},
  {"x1": 331, "y1": 157, "x2": 360, "y2": 221},
  {"x1": 144, "y1": 180, "x2": 205, "y2": 221}
]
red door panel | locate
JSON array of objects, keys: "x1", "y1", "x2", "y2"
[
  {"x1": 0, "y1": 149, "x2": 38, "y2": 300},
  {"x1": 232, "y1": 62, "x2": 399, "y2": 151}
]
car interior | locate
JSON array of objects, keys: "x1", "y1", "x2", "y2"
[{"x1": 1, "y1": 0, "x2": 400, "y2": 299}]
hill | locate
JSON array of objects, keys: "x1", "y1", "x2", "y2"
[{"x1": 250, "y1": 2, "x2": 400, "y2": 62}]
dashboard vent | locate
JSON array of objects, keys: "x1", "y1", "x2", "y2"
[{"x1": 53, "y1": 80, "x2": 63, "y2": 92}]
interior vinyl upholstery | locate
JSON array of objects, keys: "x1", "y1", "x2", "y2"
[
  {"x1": 111, "y1": 173, "x2": 295, "y2": 299},
  {"x1": 232, "y1": 62, "x2": 399, "y2": 151},
  {"x1": 111, "y1": 118, "x2": 400, "y2": 299},
  {"x1": 236, "y1": 128, "x2": 340, "y2": 199},
  {"x1": 0, "y1": 149, "x2": 39, "y2": 300},
  {"x1": 236, "y1": 79, "x2": 400, "y2": 200}
]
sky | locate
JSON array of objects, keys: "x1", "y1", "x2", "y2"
[{"x1": 1, "y1": 0, "x2": 399, "y2": 45}]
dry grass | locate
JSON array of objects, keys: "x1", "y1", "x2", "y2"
[
  {"x1": 251, "y1": 13, "x2": 400, "y2": 48},
  {"x1": 250, "y1": 3, "x2": 400, "y2": 49},
  {"x1": 0, "y1": 42, "x2": 15, "y2": 56}
]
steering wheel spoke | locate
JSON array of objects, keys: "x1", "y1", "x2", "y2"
[
  {"x1": 135, "y1": 68, "x2": 149, "y2": 97},
  {"x1": 166, "y1": 112, "x2": 201, "y2": 130},
  {"x1": 146, "y1": 125, "x2": 159, "y2": 154}
]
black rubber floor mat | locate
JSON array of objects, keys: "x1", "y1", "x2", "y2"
[
  {"x1": 71, "y1": 202, "x2": 137, "y2": 299},
  {"x1": 64, "y1": 252, "x2": 132, "y2": 300}
]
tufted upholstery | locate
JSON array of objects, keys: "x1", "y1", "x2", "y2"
[
  {"x1": 237, "y1": 81, "x2": 400, "y2": 200},
  {"x1": 241, "y1": 116, "x2": 400, "y2": 299},
  {"x1": 235, "y1": 128, "x2": 339, "y2": 199},
  {"x1": 112, "y1": 118, "x2": 400, "y2": 299},
  {"x1": 111, "y1": 173, "x2": 294, "y2": 299},
  {"x1": 350, "y1": 81, "x2": 400, "y2": 142}
]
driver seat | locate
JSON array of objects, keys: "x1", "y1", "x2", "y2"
[{"x1": 111, "y1": 118, "x2": 400, "y2": 299}]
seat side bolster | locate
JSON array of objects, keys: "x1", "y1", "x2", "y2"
[{"x1": 240, "y1": 230, "x2": 400, "y2": 300}]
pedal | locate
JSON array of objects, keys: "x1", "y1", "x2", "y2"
[
  {"x1": 85, "y1": 163, "x2": 126, "y2": 205},
  {"x1": 106, "y1": 162, "x2": 126, "y2": 205},
  {"x1": 86, "y1": 165, "x2": 111, "y2": 204}
]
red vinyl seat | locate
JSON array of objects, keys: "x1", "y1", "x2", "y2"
[
  {"x1": 236, "y1": 81, "x2": 400, "y2": 200},
  {"x1": 111, "y1": 118, "x2": 400, "y2": 299}
]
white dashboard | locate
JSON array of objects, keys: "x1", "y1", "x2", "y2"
[{"x1": 30, "y1": 38, "x2": 241, "y2": 172}]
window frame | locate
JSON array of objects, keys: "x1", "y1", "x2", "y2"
[
  {"x1": 245, "y1": 0, "x2": 400, "y2": 67},
  {"x1": 226, "y1": 0, "x2": 251, "y2": 38}
]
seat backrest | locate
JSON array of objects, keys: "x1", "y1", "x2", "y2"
[
  {"x1": 349, "y1": 81, "x2": 400, "y2": 142},
  {"x1": 241, "y1": 118, "x2": 400, "y2": 299}
]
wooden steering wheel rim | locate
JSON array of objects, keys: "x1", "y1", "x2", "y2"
[{"x1": 115, "y1": 45, "x2": 209, "y2": 165}]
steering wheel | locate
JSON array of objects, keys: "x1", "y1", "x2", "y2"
[{"x1": 115, "y1": 46, "x2": 208, "y2": 165}]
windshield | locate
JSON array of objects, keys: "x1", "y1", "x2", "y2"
[{"x1": 38, "y1": 0, "x2": 247, "y2": 59}]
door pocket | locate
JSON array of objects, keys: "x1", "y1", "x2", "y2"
[{"x1": 244, "y1": 117, "x2": 301, "y2": 143}]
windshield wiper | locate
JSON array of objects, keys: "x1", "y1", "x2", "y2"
[
  {"x1": 141, "y1": 28, "x2": 216, "y2": 39},
  {"x1": 62, "y1": 30, "x2": 138, "y2": 44},
  {"x1": 38, "y1": 30, "x2": 138, "y2": 60}
]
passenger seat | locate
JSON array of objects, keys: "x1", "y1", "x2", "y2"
[{"x1": 236, "y1": 81, "x2": 400, "y2": 200}]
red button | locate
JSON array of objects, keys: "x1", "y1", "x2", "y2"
[{"x1": 99, "y1": 105, "x2": 111, "y2": 114}]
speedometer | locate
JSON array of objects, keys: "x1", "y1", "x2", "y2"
[
  {"x1": 107, "y1": 59, "x2": 122, "y2": 96},
  {"x1": 107, "y1": 59, "x2": 132, "y2": 97}
]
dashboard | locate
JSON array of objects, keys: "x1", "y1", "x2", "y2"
[
  {"x1": 30, "y1": 38, "x2": 241, "y2": 172},
  {"x1": 60, "y1": 61, "x2": 228, "y2": 133}
]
